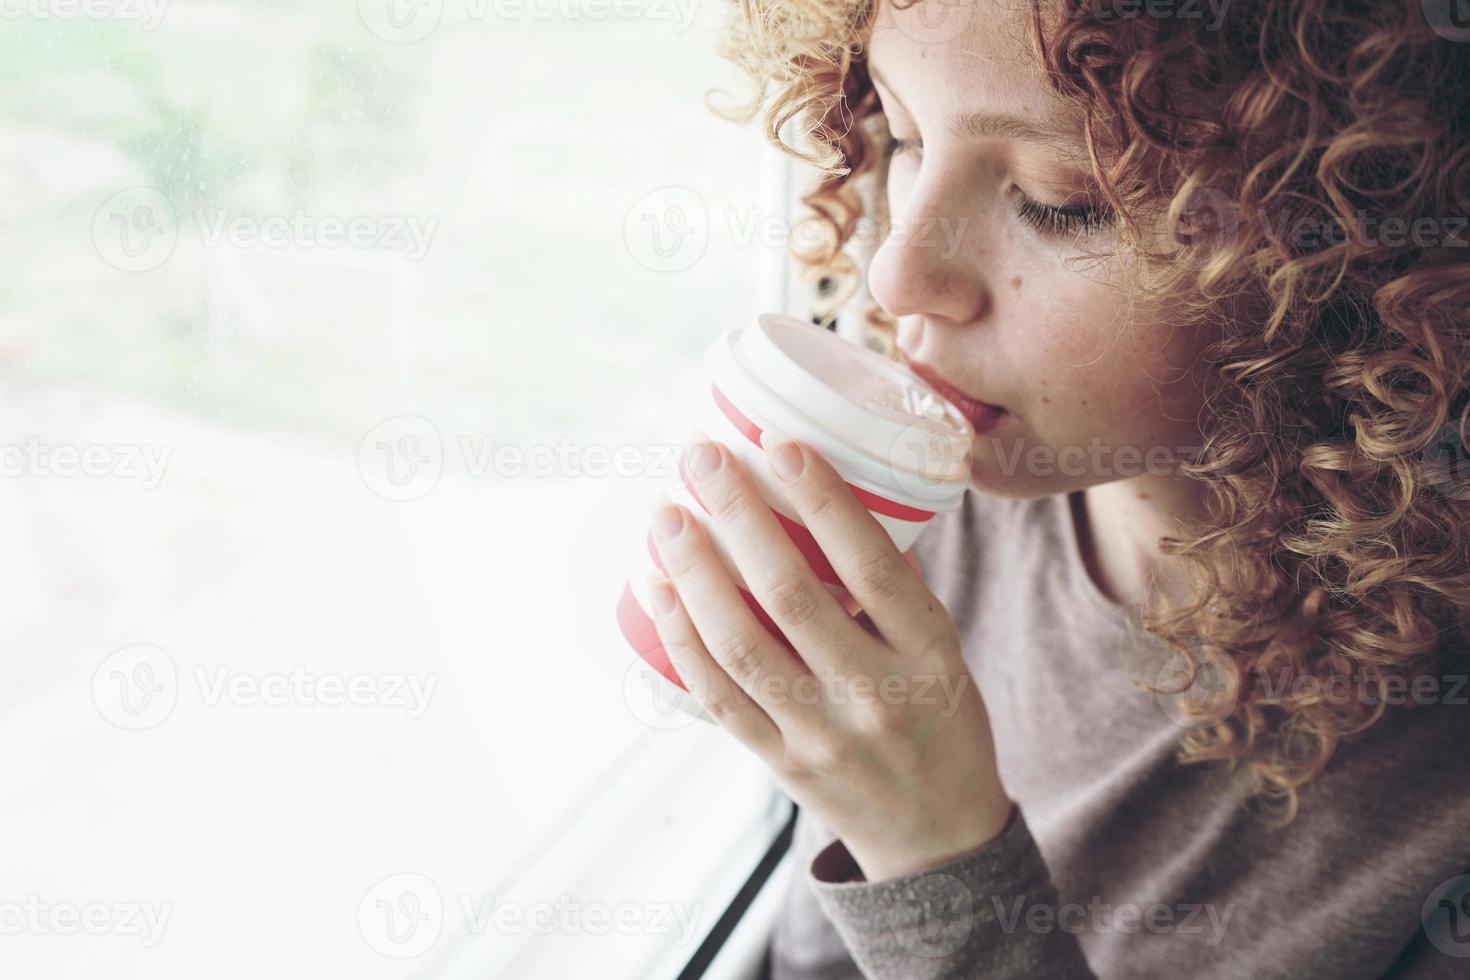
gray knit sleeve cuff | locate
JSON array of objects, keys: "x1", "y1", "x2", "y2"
[{"x1": 804, "y1": 806, "x2": 1096, "y2": 980}]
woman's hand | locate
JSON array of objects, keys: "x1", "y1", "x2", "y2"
[{"x1": 644, "y1": 431, "x2": 1014, "y2": 883}]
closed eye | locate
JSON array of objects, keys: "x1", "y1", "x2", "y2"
[{"x1": 885, "y1": 136, "x2": 1113, "y2": 239}]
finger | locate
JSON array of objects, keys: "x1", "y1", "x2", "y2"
[
  {"x1": 644, "y1": 571, "x2": 783, "y2": 752},
  {"x1": 757, "y1": 428, "x2": 954, "y2": 657},
  {"x1": 902, "y1": 547, "x2": 926, "y2": 581},
  {"x1": 678, "y1": 438, "x2": 874, "y2": 677},
  {"x1": 647, "y1": 494, "x2": 817, "y2": 729}
]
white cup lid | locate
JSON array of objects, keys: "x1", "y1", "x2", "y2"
[{"x1": 710, "y1": 313, "x2": 975, "y2": 500}]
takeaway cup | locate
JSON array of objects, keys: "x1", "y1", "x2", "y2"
[{"x1": 616, "y1": 313, "x2": 975, "y2": 724}]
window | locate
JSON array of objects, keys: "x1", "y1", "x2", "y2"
[{"x1": 0, "y1": 4, "x2": 804, "y2": 976}]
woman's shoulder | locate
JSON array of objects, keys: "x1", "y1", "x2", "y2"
[
  {"x1": 1325, "y1": 659, "x2": 1470, "y2": 806},
  {"x1": 1282, "y1": 665, "x2": 1470, "y2": 937}
]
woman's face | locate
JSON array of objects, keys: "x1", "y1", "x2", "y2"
[{"x1": 867, "y1": 0, "x2": 1221, "y2": 497}]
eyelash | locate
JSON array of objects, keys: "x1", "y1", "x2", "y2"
[{"x1": 885, "y1": 136, "x2": 1113, "y2": 238}]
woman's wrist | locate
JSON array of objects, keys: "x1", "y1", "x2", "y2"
[{"x1": 847, "y1": 795, "x2": 1017, "y2": 884}]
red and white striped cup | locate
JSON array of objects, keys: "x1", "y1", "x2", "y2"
[{"x1": 617, "y1": 313, "x2": 975, "y2": 724}]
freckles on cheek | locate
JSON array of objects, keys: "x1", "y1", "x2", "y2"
[
  {"x1": 1030, "y1": 341, "x2": 1112, "y2": 415},
  {"x1": 1031, "y1": 362, "x2": 1090, "y2": 413},
  {"x1": 1025, "y1": 292, "x2": 1130, "y2": 415}
]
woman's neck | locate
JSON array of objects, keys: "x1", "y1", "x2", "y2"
[{"x1": 1072, "y1": 474, "x2": 1211, "y2": 612}]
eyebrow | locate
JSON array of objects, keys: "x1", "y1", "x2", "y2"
[{"x1": 868, "y1": 63, "x2": 1086, "y2": 154}]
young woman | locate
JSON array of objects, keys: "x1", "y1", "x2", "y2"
[{"x1": 643, "y1": 1, "x2": 1470, "y2": 976}]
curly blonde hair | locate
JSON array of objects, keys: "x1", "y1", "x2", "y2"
[{"x1": 707, "y1": 0, "x2": 1470, "y2": 822}]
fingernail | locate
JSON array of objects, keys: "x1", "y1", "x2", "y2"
[
  {"x1": 647, "y1": 494, "x2": 683, "y2": 541},
  {"x1": 761, "y1": 428, "x2": 803, "y2": 482},
  {"x1": 683, "y1": 440, "x2": 722, "y2": 481},
  {"x1": 647, "y1": 572, "x2": 677, "y2": 615}
]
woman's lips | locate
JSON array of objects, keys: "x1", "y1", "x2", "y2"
[{"x1": 903, "y1": 357, "x2": 1008, "y2": 435}]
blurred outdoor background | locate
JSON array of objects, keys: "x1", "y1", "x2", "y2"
[{"x1": 0, "y1": 1, "x2": 800, "y2": 976}]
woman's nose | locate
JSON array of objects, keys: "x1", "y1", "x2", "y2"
[{"x1": 866, "y1": 178, "x2": 992, "y2": 327}]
